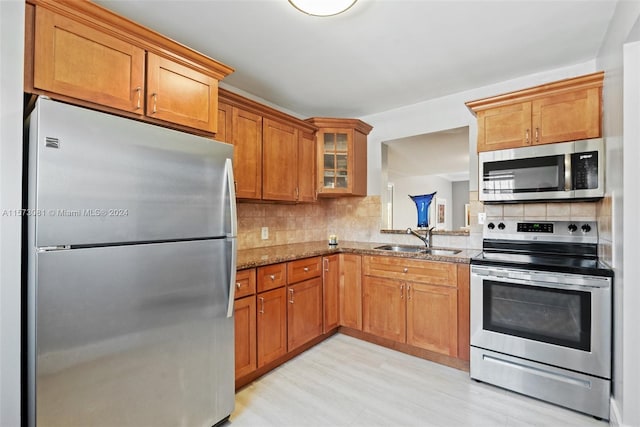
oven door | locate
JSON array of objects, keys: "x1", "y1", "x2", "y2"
[{"x1": 470, "y1": 265, "x2": 611, "y2": 378}]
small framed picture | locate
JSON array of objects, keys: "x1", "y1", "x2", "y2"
[
  {"x1": 464, "y1": 203, "x2": 471, "y2": 228},
  {"x1": 436, "y1": 198, "x2": 446, "y2": 229}
]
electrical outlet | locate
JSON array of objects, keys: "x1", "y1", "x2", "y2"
[
  {"x1": 478, "y1": 212, "x2": 486, "y2": 225},
  {"x1": 261, "y1": 227, "x2": 269, "y2": 240}
]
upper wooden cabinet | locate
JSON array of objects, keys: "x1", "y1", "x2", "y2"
[
  {"x1": 262, "y1": 118, "x2": 299, "y2": 201},
  {"x1": 466, "y1": 72, "x2": 603, "y2": 152},
  {"x1": 305, "y1": 118, "x2": 372, "y2": 197},
  {"x1": 218, "y1": 89, "x2": 317, "y2": 202},
  {"x1": 25, "y1": 0, "x2": 233, "y2": 135},
  {"x1": 146, "y1": 53, "x2": 219, "y2": 132}
]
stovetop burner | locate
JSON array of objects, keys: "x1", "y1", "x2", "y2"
[{"x1": 471, "y1": 219, "x2": 613, "y2": 277}]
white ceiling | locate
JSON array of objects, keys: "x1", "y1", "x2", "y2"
[
  {"x1": 385, "y1": 127, "x2": 470, "y2": 181},
  {"x1": 95, "y1": 0, "x2": 617, "y2": 118}
]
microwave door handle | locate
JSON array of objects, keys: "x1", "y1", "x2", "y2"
[{"x1": 564, "y1": 153, "x2": 572, "y2": 192}]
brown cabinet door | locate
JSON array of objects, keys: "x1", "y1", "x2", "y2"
[
  {"x1": 33, "y1": 7, "x2": 145, "y2": 113},
  {"x1": 362, "y1": 276, "x2": 405, "y2": 343},
  {"x1": 216, "y1": 102, "x2": 233, "y2": 143},
  {"x1": 532, "y1": 87, "x2": 601, "y2": 145},
  {"x1": 317, "y1": 129, "x2": 353, "y2": 195},
  {"x1": 234, "y1": 296, "x2": 256, "y2": 380},
  {"x1": 339, "y1": 254, "x2": 362, "y2": 330},
  {"x1": 406, "y1": 283, "x2": 458, "y2": 356},
  {"x1": 322, "y1": 255, "x2": 340, "y2": 333},
  {"x1": 298, "y1": 130, "x2": 317, "y2": 202},
  {"x1": 262, "y1": 118, "x2": 298, "y2": 201},
  {"x1": 477, "y1": 102, "x2": 532, "y2": 152},
  {"x1": 146, "y1": 53, "x2": 218, "y2": 133},
  {"x1": 287, "y1": 278, "x2": 323, "y2": 352},
  {"x1": 257, "y1": 287, "x2": 287, "y2": 368},
  {"x1": 232, "y1": 107, "x2": 263, "y2": 199}
]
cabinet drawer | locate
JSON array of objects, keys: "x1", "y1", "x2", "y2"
[
  {"x1": 287, "y1": 257, "x2": 322, "y2": 284},
  {"x1": 363, "y1": 255, "x2": 457, "y2": 287},
  {"x1": 235, "y1": 268, "x2": 256, "y2": 299},
  {"x1": 257, "y1": 263, "x2": 287, "y2": 292}
]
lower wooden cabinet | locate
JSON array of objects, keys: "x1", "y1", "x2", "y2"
[
  {"x1": 362, "y1": 255, "x2": 460, "y2": 358},
  {"x1": 257, "y1": 287, "x2": 287, "y2": 368},
  {"x1": 287, "y1": 277, "x2": 323, "y2": 351},
  {"x1": 234, "y1": 295, "x2": 256, "y2": 380},
  {"x1": 339, "y1": 253, "x2": 362, "y2": 330},
  {"x1": 406, "y1": 283, "x2": 458, "y2": 356},
  {"x1": 323, "y1": 255, "x2": 340, "y2": 333},
  {"x1": 363, "y1": 276, "x2": 406, "y2": 342}
]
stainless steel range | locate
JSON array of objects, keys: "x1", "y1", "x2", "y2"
[{"x1": 470, "y1": 220, "x2": 613, "y2": 420}]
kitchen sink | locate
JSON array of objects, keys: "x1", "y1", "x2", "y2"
[
  {"x1": 423, "y1": 248, "x2": 462, "y2": 256},
  {"x1": 374, "y1": 245, "x2": 426, "y2": 253},
  {"x1": 374, "y1": 245, "x2": 461, "y2": 255}
]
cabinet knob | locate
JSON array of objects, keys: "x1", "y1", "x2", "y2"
[
  {"x1": 236, "y1": 282, "x2": 241, "y2": 290},
  {"x1": 269, "y1": 274, "x2": 275, "y2": 280},
  {"x1": 303, "y1": 267, "x2": 309, "y2": 272},
  {"x1": 403, "y1": 267, "x2": 409, "y2": 273}
]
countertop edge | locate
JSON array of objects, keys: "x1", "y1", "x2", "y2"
[{"x1": 237, "y1": 241, "x2": 481, "y2": 270}]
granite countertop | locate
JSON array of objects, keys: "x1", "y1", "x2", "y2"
[{"x1": 237, "y1": 240, "x2": 481, "y2": 270}]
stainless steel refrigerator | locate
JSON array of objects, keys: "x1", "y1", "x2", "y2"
[{"x1": 26, "y1": 98, "x2": 237, "y2": 427}]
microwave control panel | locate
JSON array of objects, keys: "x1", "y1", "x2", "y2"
[{"x1": 572, "y1": 151, "x2": 599, "y2": 190}]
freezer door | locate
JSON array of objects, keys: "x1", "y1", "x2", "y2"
[
  {"x1": 29, "y1": 98, "x2": 234, "y2": 247},
  {"x1": 29, "y1": 240, "x2": 235, "y2": 427}
]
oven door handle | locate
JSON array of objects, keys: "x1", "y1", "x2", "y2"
[{"x1": 471, "y1": 266, "x2": 611, "y2": 290}]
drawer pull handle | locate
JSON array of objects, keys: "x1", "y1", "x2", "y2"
[
  {"x1": 259, "y1": 297, "x2": 264, "y2": 314},
  {"x1": 134, "y1": 87, "x2": 141, "y2": 110},
  {"x1": 151, "y1": 93, "x2": 158, "y2": 114}
]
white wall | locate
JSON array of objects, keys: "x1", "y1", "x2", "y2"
[
  {"x1": 362, "y1": 60, "x2": 598, "y2": 197},
  {"x1": 0, "y1": 1, "x2": 25, "y2": 426},
  {"x1": 390, "y1": 174, "x2": 452, "y2": 230},
  {"x1": 595, "y1": 1, "x2": 640, "y2": 425}
]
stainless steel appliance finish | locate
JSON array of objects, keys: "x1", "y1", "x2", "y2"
[
  {"x1": 26, "y1": 98, "x2": 237, "y2": 427},
  {"x1": 479, "y1": 138, "x2": 604, "y2": 202},
  {"x1": 470, "y1": 220, "x2": 613, "y2": 420}
]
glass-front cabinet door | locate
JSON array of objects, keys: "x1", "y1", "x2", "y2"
[{"x1": 322, "y1": 129, "x2": 351, "y2": 191}]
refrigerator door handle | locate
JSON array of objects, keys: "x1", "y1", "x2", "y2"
[
  {"x1": 226, "y1": 238, "x2": 237, "y2": 318},
  {"x1": 225, "y1": 158, "x2": 237, "y2": 238}
]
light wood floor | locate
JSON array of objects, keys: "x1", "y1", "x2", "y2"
[{"x1": 228, "y1": 334, "x2": 608, "y2": 426}]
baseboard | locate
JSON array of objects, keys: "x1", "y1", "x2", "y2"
[{"x1": 610, "y1": 397, "x2": 623, "y2": 426}]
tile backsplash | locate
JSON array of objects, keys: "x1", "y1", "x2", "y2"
[
  {"x1": 237, "y1": 196, "x2": 382, "y2": 250},
  {"x1": 237, "y1": 193, "x2": 611, "y2": 261}
]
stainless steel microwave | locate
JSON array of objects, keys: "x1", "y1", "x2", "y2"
[{"x1": 478, "y1": 138, "x2": 604, "y2": 202}]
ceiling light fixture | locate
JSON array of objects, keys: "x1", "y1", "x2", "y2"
[{"x1": 288, "y1": 0, "x2": 357, "y2": 17}]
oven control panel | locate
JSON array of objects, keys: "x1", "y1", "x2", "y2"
[
  {"x1": 483, "y1": 220, "x2": 597, "y2": 243},
  {"x1": 517, "y1": 222, "x2": 554, "y2": 233}
]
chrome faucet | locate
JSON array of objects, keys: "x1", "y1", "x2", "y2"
[{"x1": 406, "y1": 227, "x2": 434, "y2": 248}]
